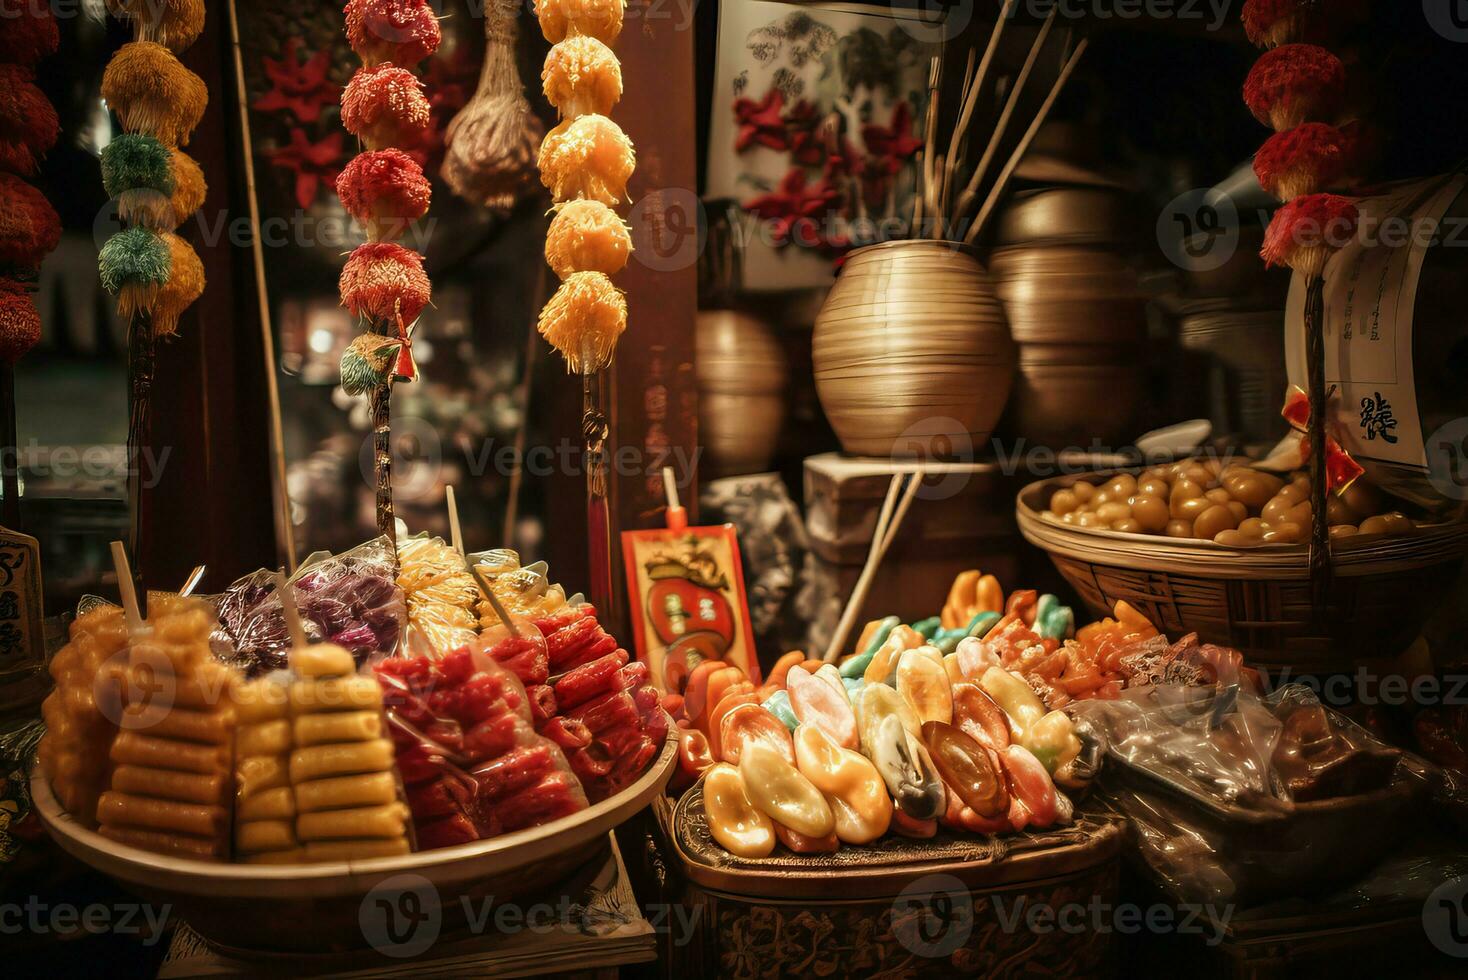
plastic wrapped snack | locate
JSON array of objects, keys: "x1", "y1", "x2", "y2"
[
  {"x1": 96, "y1": 597, "x2": 240, "y2": 860},
  {"x1": 396, "y1": 534, "x2": 482, "y2": 656},
  {"x1": 375, "y1": 647, "x2": 588, "y2": 847},
  {"x1": 38, "y1": 604, "x2": 130, "y2": 828},
  {"x1": 472, "y1": 550, "x2": 579, "y2": 630},
  {"x1": 214, "y1": 537, "x2": 406, "y2": 676},
  {"x1": 288, "y1": 643, "x2": 410, "y2": 861},
  {"x1": 550, "y1": 649, "x2": 668, "y2": 802}
]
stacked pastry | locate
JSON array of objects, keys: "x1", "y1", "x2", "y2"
[
  {"x1": 95, "y1": 597, "x2": 238, "y2": 860},
  {"x1": 37, "y1": 605, "x2": 130, "y2": 828},
  {"x1": 287, "y1": 643, "x2": 410, "y2": 861},
  {"x1": 534, "y1": 0, "x2": 635, "y2": 375},
  {"x1": 232, "y1": 674, "x2": 299, "y2": 863}
]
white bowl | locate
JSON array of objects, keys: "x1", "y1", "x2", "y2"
[{"x1": 32, "y1": 733, "x2": 677, "y2": 954}]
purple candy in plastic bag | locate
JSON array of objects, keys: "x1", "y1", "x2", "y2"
[{"x1": 211, "y1": 537, "x2": 406, "y2": 676}]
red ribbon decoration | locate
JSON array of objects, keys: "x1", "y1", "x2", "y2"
[{"x1": 1281, "y1": 385, "x2": 1364, "y2": 492}]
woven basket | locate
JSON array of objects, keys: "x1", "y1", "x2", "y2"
[{"x1": 1017, "y1": 470, "x2": 1468, "y2": 672}]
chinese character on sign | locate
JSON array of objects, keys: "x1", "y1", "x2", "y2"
[{"x1": 1359, "y1": 392, "x2": 1399, "y2": 444}]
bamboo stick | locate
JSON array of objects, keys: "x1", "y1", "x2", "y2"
[
  {"x1": 964, "y1": 39, "x2": 1089, "y2": 245},
  {"x1": 110, "y1": 540, "x2": 145, "y2": 634},
  {"x1": 941, "y1": 0, "x2": 1018, "y2": 221},
  {"x1": 823, "y1": 471, "x2": 926, "y2": 662},
  {"x1": 918, "y1": 55, "x2": 942, "y2": 234},
  {"x1": 953, "y1": 8, "x2": 1058, "y2": 225}
]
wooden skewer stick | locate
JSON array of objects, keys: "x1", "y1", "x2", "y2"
[
  {"x1": 965, "y1": 38, "x2": 1088, "y2": 246},
  {"x1": 178, "y1": 565, "x2": 207, "y2": 598},
  {"x1": 446, "y1": 485, "x2": 465, "y2": 556},
  {"x1": 941, "y1": 0, "x2": 1018, "y2": 221},
  {"x1": 916, "y1": 55, "x2": 941, "y2": 231},
  {"x1": 662, "y1": 466, "x2": 680, "y2": 513},
  {"x1": 274, "y1": 570, "x2": 308, "y2": 652},
  {"x1": 110, "y1": 540, "x2": 145, "y2": 635},
  {"x1": 953, "y1": 7, "x2": 1058, "y2": 225},
  {"x1": 823, "y1": 470, "x2": 927, "y2": 662}
]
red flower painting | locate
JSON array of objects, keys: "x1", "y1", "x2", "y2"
[
  {"x1": 268, "y1": 128, "x2": 345, "y2": 209},
  {"x1": 254, "y1": 38, "x2": 340, "y2": 124},
  {"x1": 743, "y1": 167, "x2": 839, "y2": 247}
]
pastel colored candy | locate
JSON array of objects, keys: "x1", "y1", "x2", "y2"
[
  {"x1": 1022, "y1": 710, "x2": 1082, "y2": 773},
  {"x1": 738, "y1": 742, "x2": 835, "y2": 838},
  {"x1": 896, "y1": 648, "x2": 952, "y2": 726},
  {"x1": 761, "y1": 689, "x2": 798, "y2": 730},
  {"x1": 1001, "y1": 744, "x2": 1058, "y2": 828},
  {"x1": 786, "y1": 666, "x2": 858, "y2": 749},
  {"x1": 855, "y1": 682, "x2": 920, "y2": 745},
  {"x1": 911, "y1": 616, "x2": 941, "y2": 640},
  {"x1": 793, "y1": 725, "x2": 891, "y2": 845},
  {"x1": 921, "y1": 721, "x2": 1008, "y2": 817},
  {"x1": 707, "y1": 692, "x2": 759, "y2": 761},
  {"x1": 813, "y1": 663, "x2": 849, "y2": 699},
  {"x1": 890, "y1": 810, "x2": 938, "y2": 838},
  {"x1": 951, "y1": 682, "x2": 1011, "y2": 751},
  {"x1": 979, "y1": 666, "x2": 1046, "y2": 738},
  {"x1": 720, "y1": 703, "x2": 796, "y2": 766},
  {"x1": 954, "y1": 636, "x2": 1000, "y2": 681},
  {"x1": 702, "y1": 763, "x2": 775, "y2": 858},
  {"x1": 774, "y1": 823, "x2": 839, "y2": 853},
  {"x1": 867, "y1": 713, "x2": 944, "y2": 821}
]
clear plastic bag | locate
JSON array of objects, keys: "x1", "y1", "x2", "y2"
[
  {"x1": 213, "y1": 537, "x2": 406, "y2": 676},
  {"x1": 374, "y1": 646, "x2": 589, "y2": 848},
  {"x1": 396, "y1": 534, "x2": 482, "y2": 656},
  {"x1": 1071, "y1": 681, "x2": 1421, "y2": 906}
]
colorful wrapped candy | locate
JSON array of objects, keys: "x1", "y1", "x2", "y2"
[{"x1": 396, "y1": 534, "x2": 483, "y2": 655}]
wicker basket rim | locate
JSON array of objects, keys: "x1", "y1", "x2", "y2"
[{"x1": 1016, "y1": 467, "x2": 1468, "y2": 578}]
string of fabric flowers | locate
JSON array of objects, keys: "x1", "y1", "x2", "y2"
[
  {"x1": 336, "y1": 0, "x2": 443, "y2": 544},
  {"x1": 1242, "y1": 0, "x2": 1366, "y2": 589},
  {"x1": 0, "y1": 0, "x2": 61, "y2": 367}
]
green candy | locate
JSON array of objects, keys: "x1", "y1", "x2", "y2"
[
  {"x1": 1034, "y1": 595, "x2": 1074, "y2": 641},
  {"x1": 100, "y1": 134, "x2": 175, "y2": 198},
  {"x1": 861, "y1": 616, "x2": 901, "y2": 656},
  {"x1": 98, "y1": 227, "x2": 170, "y2": 294},
  {"x1": 934, "y1": 630, "x2": 965, "y2": 654},
  {"x1": 838, "y1": 648, "x2": 875, "y2": 680},
  {"x1": 842, "y1": 677, "x2": 865, "y2": 699},
  {"x1": 911, "y1": 616, "x2": 941, "y2": 640},
  {"x1": 965, "y1": 611, "x2": 1002, "y2": 639},
  {"x1": 762, "y1": 690, "x2": 798, "y2": 730}
]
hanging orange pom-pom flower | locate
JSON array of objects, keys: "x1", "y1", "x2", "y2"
[
  {"x1": 538, "y1": 114, "x2": 635, "y2": 206},
  {"x1": 341, "y1": 64, "x2": 433, "y2": 151},
  {"x1": 143, "y1": 233, "x2": 206, "y2": 337},
  {"x1": 336, "y1": 148, "x2": 433, "y2": 241},
  {"x1": 100, "y1": 41, "x2": 209, "y2": 147},
  {"x1": 544, "y1": 199, "x2": 632, "y2": 279},
  {"x1": 0, "y1": 0, "x2": 60, "y2": 66},
  {"x1": 0, "y1": 279, "x2": 41, "y2": 364},
  {"x1": 1261, "y1": 193, "x2": 1359, "y2": 279},
  {"x1": 106, "y1": 0, "x2": 206, "y2": 53},
  {"x1": 340, "y1": 241, "x2": 431, "y2": 325},
  {"x1": 0, "y1": 66, "x2": 61, "y2": 177},
  {"x1": 345, "y1": 0, "x2": 443, "y2": 68},
  {"x1": 542, "y1": 36, "x2": 623, "y2": 120},
  {"x1": 535, "y1": 0, "x2": 626, "y2": 46},
  {"x1": 538, "y1": 270, "x2": 626, "y2": 375},
  {"x1": 0, "y1": 173, "x2": 61, "y2": 270},
  {"x1": 1243, "y1": 44, "x2": 1344, "y2": 132},
  {"x1": 1254, "y1": 123, "x2": 1348, "y2": 202}
]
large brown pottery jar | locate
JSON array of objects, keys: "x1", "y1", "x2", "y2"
[{"x1": 812, "y1": 241, "x2": 1014, "y2": 458}]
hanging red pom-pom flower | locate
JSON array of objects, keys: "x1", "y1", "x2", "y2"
[
  {"x1": 0, "y1": 0, "x2": 60, "y2": 66},
  {"x1": 0, "y1": 173, "x2": 61, "y2": 270},
  {"x1": 1254, "y1": 122, "x2": 1348, "y2": 201},
  {"x1": 1243, "y1": 44, "x2": 1345, "y2": 132},
  {"x1": 0, "y1": 278, "x2": 41, "y2": 363},
  {"x1": 339, "y1": 241, "x2": 431, "y2": 324},
  {"x1": 0, "y1": 66, "x2": 61, "y2": 174},
  {"x1": 344, "y1": 0, "x2": 442, "y2": 68},
  {"x1": 336, "y1": 148, "x2": 432, "y2": 240},
  {"x1": 1261, "y1": 192, "x2": 1358, "y2": 279},
  {"x1": 341, "y1": 64, "x2": 432, "y2": 151}
]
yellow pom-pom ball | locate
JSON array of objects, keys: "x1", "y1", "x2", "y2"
[
  {"x1": 545, "y1": 199, "x2": 632, "y2": 279},
  {"x1": 535, "y1": 0, "x2": 625, "y2": 45},
  {"x1": 538, "y1": 114, "x2": 635, "y2": 206},
  {"x1": 149, "y1": 232, "x2": 205, "y2": 336},
  {"x1": 538, "y1": 271, "x2": 626, "y2": 375},
  {"x1": 100, "y1": 41, "x2": 208, "y2": 147},
  {"x1": 542, "y1": 36, "x2": 623, "y2": 119},
  {"x1": 107, "y1": 0, "x2": 206, "y2": 53}
]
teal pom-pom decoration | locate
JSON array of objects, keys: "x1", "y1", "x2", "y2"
[
  {"x1": 98, "y1": 227, "x2": 171, "y2": 294},
  {"x1": 100, "y1": 134, "x2": 175, "y2": 198},
  {"x1": 340, "y1": 333, "x2": 401, "y2": 396}
]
